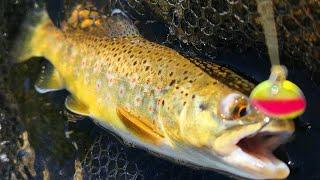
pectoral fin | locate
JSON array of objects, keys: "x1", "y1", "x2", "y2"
[
  {"x1": 116, "y1": 107, "x2": 164, "y2": 145},
  {"x1": 65, "y1": 96, "x2": 90, "y2": 116},
  {"x1": 35, "y1": 62, "x2": 64, "y2": 93}
]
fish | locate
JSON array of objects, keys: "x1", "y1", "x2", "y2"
[{"x1": 12, "y1": 4, "x2": 294, "y2": 179}]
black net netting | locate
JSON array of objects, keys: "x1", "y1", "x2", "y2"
[
  {"x1": 1, "y1": 0, "x2": 320, "y2": 179},
  {"x1": 0, "y1": 1, "x2": 28, "y2": 179},
  {"x1": 73, "y1": 124, "x2": 229, "y2": 180},
  {"x1": 113, "y1": 0, "x2": 320, "y2": 83},
  {"x1": 77, "y1": 134, "x2": 143, "y2": 179}
]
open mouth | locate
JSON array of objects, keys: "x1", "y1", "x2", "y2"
[
  {"x1": 214, "y1": 123, "x2": 294, "y2": 179},
  {"x1": 236, "y1": 131, "x2": 288, "y2": 163}
]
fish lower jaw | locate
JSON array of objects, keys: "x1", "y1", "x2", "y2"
[
  {"x1": 213, "y1": 126, "x2": 293, "y2": 179},
  {"x1": 222, "y1": 147, "x2": 289, "y2": 179}
]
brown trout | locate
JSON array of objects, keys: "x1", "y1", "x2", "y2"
[{"x1": 12, "y1": 4, "x2": 294, "y2": 179}]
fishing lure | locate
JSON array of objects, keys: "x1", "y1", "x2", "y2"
[
  {"x1": 253, "y1": 0, "x2": 306, "y2": 120},
  {"x1": 250, "y1": 65, "x2": 306, "y2": 119}
]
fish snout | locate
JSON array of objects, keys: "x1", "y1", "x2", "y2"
[{"x1": 211, "y1": 119, "x2": 294, "y2": 179}]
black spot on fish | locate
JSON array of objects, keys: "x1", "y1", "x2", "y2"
[
  {"x1": 169, "y1": 80, "x2": 176, "y2": 86},
  {"x1": 199, "y1": 103, "x2": 208, "y2": 111}
]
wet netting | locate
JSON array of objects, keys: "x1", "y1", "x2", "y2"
[
  {"x1": 75, "y1": 135, "x2": 143, "y2": 179},
  {"x1": 0, "y1": 0, "x2": 27, "y2": 179},
  {"x1": 1, "y1": 0, "x2": 320, "y2": 180},
  {"x1": 113, "y1": 0, "x2": 320, "y2": 83}
]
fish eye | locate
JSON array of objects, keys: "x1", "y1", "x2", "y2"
[
  {"x1": 219, "y1": 93, "x2": 249, "y2": 120},
  {"x1": 199, "y1": 103, "x2": 208, "y2": 111},
  {"x1": 230, "y1": 100, "x2": 248, "y2": 119}
]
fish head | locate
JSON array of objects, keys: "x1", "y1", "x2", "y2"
[{"x1": 175, "y1": 86, "x2": 294, "y2": 179}]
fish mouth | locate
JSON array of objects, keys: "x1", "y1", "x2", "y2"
[{"x1": 213, "y1": 121, "x2": 294, "y2": 179}]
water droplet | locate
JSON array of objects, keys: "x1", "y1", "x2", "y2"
[
  {"x1": 0, "y1": 141, "x2": 9, "y2": 146},
  {"x1": 0, "y1": 113, "x2": 5, "y2": 120},
  {"x1": 0, "y1": 154, "x2": 9, "y2": 162},
  {"x1": 271, "y1": 85, "x2": 278, "y2": 95},
  {"x1": 288, "y1": 160, "x2": 294, "y2": 166}
]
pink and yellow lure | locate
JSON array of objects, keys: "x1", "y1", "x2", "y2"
[{"x1": 250, "y1": 65, "x2": 306, "y2": 119}]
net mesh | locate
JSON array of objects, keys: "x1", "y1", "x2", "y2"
[
  {"x1": 75, "y1": 134, "x2": 144, "y2": 180},
  {"x1": 0, "y1": 1, "x2": 29, "y2": 179},
  {"x1": 1, "y1": 0, "x2": 319, "y2": 179},
  {"x1": 113, "y1": 0, "x2": 320, "y2": 83}
]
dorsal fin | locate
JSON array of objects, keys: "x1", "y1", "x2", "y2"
[
  {"x1": 188, "y1": 58, "x2": 255, "y2": 95},
  {"x1": 65, "y1": 3, "x2": 139, "y2": 38},
  {"x1": 104, "y1": 9, "x2": 140, "y2": 37}
]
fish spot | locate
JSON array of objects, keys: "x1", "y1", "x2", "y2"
[
  {"x1": 145, "y1": 66, "x2": 150, "y2": 71},
  {"x1": 199, "y1": 103, "x2": 208, "y2": 111},
  {"x1": 81, "y1": 59, "x2": 87, "y2": 68},
  {"x1": 96, "y1": 79, "x2": 102, "y2": 90},
  {"x1": 155, "y1": 86, "x2": 162, "y2": 94},
  {"x1": 148, "y1": 102, "x2": 156, "y2": 114},
  {"x1": 107, "y1": 73, "x2": 114, "y2": 87},
  {"x1": 130, "y1": 74, "x2": 139, "y2": 88},
  {"x1": 169, "y1": 80, "x2": 176, "y2": 86},
  {"x1": 157, "y1": 70, "x2": 162, "y2": 75},
  {"x1": 134, "y1": 94, "x2": 143, "y2": 107},
  {"x1": 156, "y1": 98, "x2": 163, "y2": 106},
  {"x1": 119, "y1": 85, "x2": 125, "y2": 97}
]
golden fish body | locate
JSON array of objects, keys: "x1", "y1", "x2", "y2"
[{"x1": 13, "y1": 6, "x2": 294, "y2": 179}]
